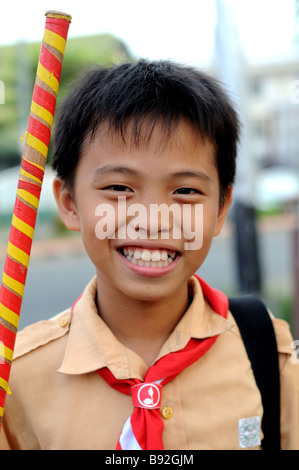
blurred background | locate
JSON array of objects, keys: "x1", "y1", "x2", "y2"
[{"x1": 0, "y1": 0, "x2": 298, "y2": 334}]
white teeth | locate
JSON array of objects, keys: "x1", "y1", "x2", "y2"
[
  {"x1": 151, "y1": 250, "x2": 161, "y2": 262},
  {"x1": 121, "y1": 247, "x2": 177, "y2": 267},
  {"x1": 141, "y1": 250, "x2": 151, "y2": 261}
]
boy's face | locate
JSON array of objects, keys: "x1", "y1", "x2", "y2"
[{"x1": 54, "y1": 119, "x2": 232, "y2": 304}]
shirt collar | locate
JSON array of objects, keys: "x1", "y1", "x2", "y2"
[{"x1": 58, "y1": 276, "x2": 234, "y2": 379}]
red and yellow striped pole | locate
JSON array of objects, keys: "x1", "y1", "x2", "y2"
[{"x1": 0, "y1": 10, "x2": 71, "y2": 426}]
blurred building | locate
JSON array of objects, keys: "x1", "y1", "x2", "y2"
[{"x1": 247, "y1": 59, "x2": 299, "y2": 172}]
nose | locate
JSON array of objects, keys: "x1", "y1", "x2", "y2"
[{"x1": 126, "y1": 199, "x2": 181, "y2": 240}]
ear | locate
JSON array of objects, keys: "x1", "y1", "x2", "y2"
[
  {"x1": 214, "y1": 186, "x2": 233, "y2": 237},
  {"x1": 52, "y1": 178, "x2": 81, "y2": 232}
]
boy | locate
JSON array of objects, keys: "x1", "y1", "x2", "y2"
[{"x1": 0, "y1": 60, "x2": 298, "y2": 450}]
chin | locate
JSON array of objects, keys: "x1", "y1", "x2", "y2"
[{"x1": 120, "y1": 278, "x2": 184, "y2": 304}]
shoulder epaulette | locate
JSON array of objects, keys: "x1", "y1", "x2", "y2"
[{"x1": 13, "y1": 309, "x2": 72, "y2": 360}]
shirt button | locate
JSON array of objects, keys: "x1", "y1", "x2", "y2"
[
  {"x1": 161, "y1": 406, "x2": 173, "y2": 419},
  {"x1": 59, "y1": 316, "x2": 69, "y2": 328}
]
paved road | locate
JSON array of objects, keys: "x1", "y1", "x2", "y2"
[{"x1": 0, "y1": 221, "x2": 295, "y2": 329}]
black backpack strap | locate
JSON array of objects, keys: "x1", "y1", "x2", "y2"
[{"x1": 229, "y1": 296, "x2": 281, "y2": 450}]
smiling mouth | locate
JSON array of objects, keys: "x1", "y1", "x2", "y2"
[{"x1": 119, "y1": 246, "x2": 178, "y2": 268}]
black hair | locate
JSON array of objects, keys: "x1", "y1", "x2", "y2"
[{"x1": 52, "y1": 59, "x2": 240, "y2": 203}]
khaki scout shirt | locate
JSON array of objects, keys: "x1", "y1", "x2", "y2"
[{"x1": 1, "y1": 276, "x2": 298, "y2": 450}]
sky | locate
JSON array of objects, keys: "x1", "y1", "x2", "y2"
[{"x1": 0, "y1": 0, "x2": 297, "y2": 66}]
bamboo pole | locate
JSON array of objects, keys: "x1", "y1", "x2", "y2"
[{"x1": 0, "y1": 10, "x2": 71, "y2": 427}]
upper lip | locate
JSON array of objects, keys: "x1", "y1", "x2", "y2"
[{"x1": 116, "y1": 240, "x2": 181, "y2": 253}]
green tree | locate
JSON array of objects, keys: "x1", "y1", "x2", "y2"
[{"x1": 0, "y1": 34, "x2": 132, "y2": 170}]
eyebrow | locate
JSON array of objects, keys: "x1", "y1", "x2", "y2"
[
  {"x1": 172, "y1": 170, "x2": 212, "y2": 183},
  {"x1": 93, "y1": 165, "x2": 212, "y2": 182},
  {"x1": 93, "y1": 165, "x2": 140, "y2": 177}
]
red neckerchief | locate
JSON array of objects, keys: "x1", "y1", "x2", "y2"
[{"x1": 95, "y1": 274, "x2": 228, "y2": 450}]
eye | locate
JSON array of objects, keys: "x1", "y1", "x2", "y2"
[
  {"x1": 174, "y1": 188, "x2": 201, "y2": 195},
  {"x1": 103, "y1": 185, "x2": 133, "y2": 192}
]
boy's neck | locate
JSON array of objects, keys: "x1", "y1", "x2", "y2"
[{"x1": 95, "y1": 277, "x2": 190, "y2": 366}]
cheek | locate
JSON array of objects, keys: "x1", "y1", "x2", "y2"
[
  {"x1": 77, "y1": 202, "x2": 105, "y2": 260},
  {"x1": 181, "y1": 204, "x2": 218, "y2": 250},
  {"x1": 80, "y1": 207, "x2": 98, "y2": 240},
  {"x1": 82, "y1": 231, "x2": 112, "y2": 276},
  {"x1": 94, "y1": 198, "x2": 128, "y2": 241}
]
